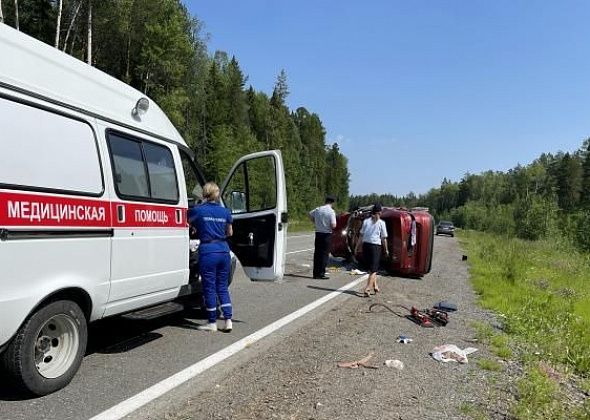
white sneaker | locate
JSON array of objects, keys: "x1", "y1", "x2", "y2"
[
  {"x1": 220, "y1": 319, "x2": 232, "y2": 332},
  {"x1": 197, "y1": 322, "x2": 217, "y2": 332}
]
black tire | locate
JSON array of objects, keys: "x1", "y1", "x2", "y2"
[{"x1": 1, "y1": 300, "x2": 88, "y2": 396}]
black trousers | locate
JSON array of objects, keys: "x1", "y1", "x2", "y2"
[{"x1": 313, "y1": 232, "x2": 332, "y2": 278}]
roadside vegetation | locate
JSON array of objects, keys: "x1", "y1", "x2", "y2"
[
  {"x1": 351, "y1": 137, "x2": 590, "y2": 256},
  {"x1": 288, "y1": 219, "x2": 314, "y2": 233},
  {"x1": 461, "y1": 230, "x2": 590, "y2": 419}
]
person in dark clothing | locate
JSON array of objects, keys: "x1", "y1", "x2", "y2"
[{"x1": 309, "y1": 196, "x2": 337, "y2": 279}]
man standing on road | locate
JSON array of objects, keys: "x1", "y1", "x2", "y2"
[{"x1": 309, "y1": 196, "x2": 337, "y2": 279}]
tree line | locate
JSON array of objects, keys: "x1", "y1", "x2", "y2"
[
  {"x1": 0, "y1": 0, "x2": 350, "y2": 216},
  {"x1": 352, "y1": 139, "x2": 590, "y2": 252}
]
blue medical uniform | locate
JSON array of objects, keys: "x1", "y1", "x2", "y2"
[{"x1": 189, "y1": 201, "x2": 233, "y2": 323}]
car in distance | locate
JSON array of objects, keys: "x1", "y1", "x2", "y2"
[{"x1": 436, "y1": 221, "x2": 455, "y2": 237}]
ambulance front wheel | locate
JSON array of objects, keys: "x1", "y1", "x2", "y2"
[{"x1": 1, "y1": 300, "x2": 87, "y2": 396}]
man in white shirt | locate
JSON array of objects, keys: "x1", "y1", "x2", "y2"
[{"x1": 309, "y1": 196, "x2": 337, "y2": 279}]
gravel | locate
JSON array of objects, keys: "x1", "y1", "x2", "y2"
[{"x1": 155, "y1": 236, "x2": 519, "y2": 420}]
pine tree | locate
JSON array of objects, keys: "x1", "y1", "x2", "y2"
[{"x1": 556, "y1": 153, "x2": 582, "y2": 211}]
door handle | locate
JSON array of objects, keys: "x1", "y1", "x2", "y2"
[{"x1": 248, "y1": 232, "x2": 254, "y2": 246}]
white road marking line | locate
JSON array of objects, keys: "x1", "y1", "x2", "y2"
[
  {"x1": 89, "y1": 274, "x2": 369, "y2": 420},
  {"x1": 288, "y1": 234, "x2": 314, "y2": 238},
  {"x1": 286, "y1": 247, "x2": 315, "y2": 255}
]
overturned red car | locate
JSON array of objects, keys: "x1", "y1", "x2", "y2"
[{"x1": 331, "y1": 206, "x2": 435, "y2": 277}]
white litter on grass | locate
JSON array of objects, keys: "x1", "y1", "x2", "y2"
[
  {"x1": 384, "y1": 359, "x2": 404, "y2": 370},
  {"x1": 350, "y1": 269, "x2": 367, "y2": 275},
  {"x1": 431, "y1": 345, "x2": 478, "y2": 364}
]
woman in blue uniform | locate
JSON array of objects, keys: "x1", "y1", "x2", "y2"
[{"x1": 190, "y1": 182, "x2": 233, "y2": 332}]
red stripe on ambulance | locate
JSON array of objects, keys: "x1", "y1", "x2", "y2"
[
  {"x1": 0, "y1": 191, "x2": 186, "y2": 229},
  {"x1": 110, "y1": 202, "x2": 186, "y2": 228},
  {"x1": 0, "y1": 191, "x2": 111, "y2": 227}
]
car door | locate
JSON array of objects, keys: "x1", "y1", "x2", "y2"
[{"x1": 220, "y1": 150, "x2": 287, "y2": 281}]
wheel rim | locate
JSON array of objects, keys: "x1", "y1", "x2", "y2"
[{"x1": 34, "y1": 314, "x2": 80, "y2": 379}]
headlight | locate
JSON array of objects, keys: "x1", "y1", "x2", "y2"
[{"x1": 341, "y1": 229, "x2": 347, "y2": 236}]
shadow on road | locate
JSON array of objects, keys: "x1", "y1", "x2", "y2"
[
  {"x1": 284, "y1": 273, "x2": 314, "y2": 280},
  {"x1": 0, "y1": 384, "x2": 37, "y2": 402}
]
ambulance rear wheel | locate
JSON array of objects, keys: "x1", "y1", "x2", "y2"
[{"x1": 1, "y1": 300, "x2": 87, "y2": 396}]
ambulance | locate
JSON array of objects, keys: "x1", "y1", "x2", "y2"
[{"x1": 0, "y1": 24, "x2": 288, "y2": 396}]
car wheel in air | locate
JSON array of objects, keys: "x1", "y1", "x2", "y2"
[{"x1": 1, "y1": 300, "x2": 88, "y2": 396}]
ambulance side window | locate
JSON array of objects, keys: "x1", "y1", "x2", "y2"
[
  {"x1": 109, "y1": 135, "x2": 149, "y2": 198},
  {"x1": 107, "y1": 131, "x2": 179, "y2": 204},
  {"x1": 0, "y1": 97, "x2": 103, "y2": 195}
]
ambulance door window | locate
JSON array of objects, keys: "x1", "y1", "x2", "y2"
[
  {"x1": 144, "y1": 143, "x2": 178, "y2": 202},
  {"x1": 222, "y1": 156, "x2": 277, "y2": 214}
]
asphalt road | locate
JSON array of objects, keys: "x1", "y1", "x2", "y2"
[{"x1": 0, "y1": 233, "x2": 360, "y2": 420}]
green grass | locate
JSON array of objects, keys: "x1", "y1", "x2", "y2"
[
  {"x1": 477, "y1": 358, "x2": 503, "y2": 372},
  {"x1": 472, "y1": 321, "x2": 513, "y2": 359},
  {"x1": 288, "y1": 219, "x2": 314, "y2": 233},
  {"x1": 460, "y1": 231, "x2": 590, "y2": 374},
  {"x1": 459, "y1": 402, "x2": 488, "y2": 420},
  {"x1": 490, "y1": 334, "x2": 513, "y2": 359},
  {"x1": 460, "y1": 231, "x2": 590, "y2": 419},
  {"x1": 512, "y1": 365, "x2": 566, "y2": 419}
]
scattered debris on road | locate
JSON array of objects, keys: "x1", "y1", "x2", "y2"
[
  {"x1": 433, "y1": 301, "x2": 457, "y2": 312},
  {"x1": 384, "y1": 359, "x2": 404, "y2": 370},
  {"x1": 337, "y1": 352, "x2": 378, "y2": 369},
  {"x1": 397, "y1": 335, "x2": 413, "y2": 344},
  {"x1": 368, "y1": 302, "x2": 450, "y2": 327},
  {"x1": 431, "y1": 344, "x2": 478, "y2": 364}
]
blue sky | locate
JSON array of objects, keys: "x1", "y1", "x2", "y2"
[{"x1": 186, "y1": 1, "x2": 590, "y2": 196}]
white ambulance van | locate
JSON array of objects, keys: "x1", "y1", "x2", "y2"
[{"x1": 0, "y1": 24, "x2": 288, "y2": 396}]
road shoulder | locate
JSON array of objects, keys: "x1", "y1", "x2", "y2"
[{"x1": 132, "y1": 236, "x2": 515, "y2": 420}]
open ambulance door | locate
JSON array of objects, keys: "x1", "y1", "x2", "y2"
[{"x1": 221, "y1": 150, "x2": 287, "y2": 281}]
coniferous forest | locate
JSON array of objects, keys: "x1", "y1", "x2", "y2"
[
  {"x1": 0, "y1": 0, "x2": 350, "y2": 216},
  {"x1": 351, "y1": 139, "x2": 590, "y2": 253}
]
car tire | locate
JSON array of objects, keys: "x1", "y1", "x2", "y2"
[{"x1": 1, "y1": 300, "x2": 88, "y2": 396}]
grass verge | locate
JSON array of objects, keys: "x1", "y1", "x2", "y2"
[
  {"x1": 288, "y1": 219, "x2": 314, "y2": 233},
  {"x1": 477, "y1": 358, "x2": 503, "y2": 372},
  {"x1": 460, "y1": 230, "x2": 590, "y2": 419}
]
